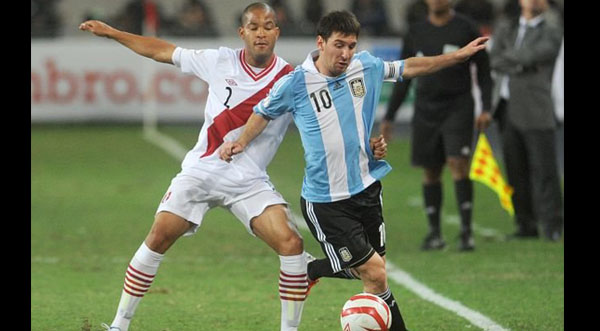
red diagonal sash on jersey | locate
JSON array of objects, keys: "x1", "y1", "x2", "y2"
[{"x1": 201, "y1": 64, "x2": 294, "y2": 158}]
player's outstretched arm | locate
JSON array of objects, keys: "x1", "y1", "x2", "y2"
[
  {"x1": 402, "y1": 36, "x2": 489, "y2": 80},
  {"x1": 79, "y1": 20, "x2": 176, "y2": 64},
  {"x1": 219, "y1": 113, "x2": 270, "y2": 162}
]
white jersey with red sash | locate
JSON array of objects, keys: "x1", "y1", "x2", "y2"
[{"x1": 171, "y1": 47, "x2": 294, "y2": 193}]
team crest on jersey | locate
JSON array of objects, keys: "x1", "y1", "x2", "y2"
[
  {"x1": 349, "y1": 78, "x2": 365, "y2": 98},
  {"x1": 225, "y1": 78, "x2": 238, "y2": 86},
  {"x1": 339, "y1": 247, "x2": 353, "y2": 262}
]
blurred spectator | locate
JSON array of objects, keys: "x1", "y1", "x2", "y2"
[
  {"x1": 455, "y1": 0, "x2": 495, "y2": 36},
  {"x1": 404, "y1": 0, "x2": 429, "y2": 30},
  {"x1": 351, "y1": 0, "x2": 391, "y2": 36},
  {"x1": 269, "y1": 0, "x2": 306, "y2": 36},
  {"x1": 489, "y1": 0, "x2": 563, "y2": 241},
  {"x1": 300, "y1": 0, "x2": 324, "y2": 35},
  {"x1": 166, "y1": 0, "x2": 219, "y2": 37},
  {"x1": 31, "y1": 0, "x2": 62, "y2": 38},
  {"x1": 547, "y1": 0, "x2": 564, "y2": 27},
  {"x1": 499, "y1": 0, "x2": 562, "y2": 27},
  {"x1": 110, "y1": 0, "x2": 170, "y2": 36},
  {"x1": 499, "y1": 0, "x2": 521, "y2": 22}
]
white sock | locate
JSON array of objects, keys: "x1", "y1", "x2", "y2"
[
  {"x1": 110, "y1": 242, "x2": 164, "y2": 330},
  {"x1": 279, "y1": 253, "x2": 308, "y2": 331}
]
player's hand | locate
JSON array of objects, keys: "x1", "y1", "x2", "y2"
[
  {"x1": 379, "y1": 120, "x2": 394, "y2": 143},
  {"x1": 456, "y1": 36, "x2": 489, "y2": 62},
  {"x1": 370, "y1": 135, "x2": 387, "y2": 160},
  {"x1": 475, "y1": 111, "x2": 492, "y2": 131},
  {"x1": 219, "y1": 141, "x2": 245, "y2": 162},
  {"x1": 79, "y1": 20, "x2": 116, "y2": 38}
]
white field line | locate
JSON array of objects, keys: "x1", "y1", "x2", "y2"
[
  {"x1": 144, "y1": 132, "x2": 510, "y2": 331},
  {"x1": 143, "y1": 126, "x2": 188, "y2": 161},
  {"x1": 385, "y1": 265, "x2": 510, "y2": 331}
]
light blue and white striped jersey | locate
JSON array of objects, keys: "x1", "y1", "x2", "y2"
[{"x1": 255, "y1": 49, "x2": 404, "y2": 202}]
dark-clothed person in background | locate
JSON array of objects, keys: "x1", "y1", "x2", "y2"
[
  {"x1": 166, "y1": 0, "x2": 219, "y2": 37},
  {"x1": 351, "y1": 0, "x2": 391, "y2": 36},
  {"x1": 381, "y1": 0, "x2": 493, "y2": 252},
  {"x1": 110, "y1": 0, "x2": 170, "y2": 36},
  {"x1": 269, "y1": 0, "x2": 307, "y2": 36},
  {"x1": 301, "y1": 0, "x2": 324, "y2": 35},
  {"x1": 455, "y1": 0, "x2": 495, "y2": 36},
  {"x1": 32, "y1": 0, "x2": 62, "y2": 38}
]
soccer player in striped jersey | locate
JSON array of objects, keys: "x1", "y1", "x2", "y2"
[
  {"x1": 78, "y1": 3, "x2": 383, "y2": 331},
  {"x1": 220, "y1": 10, "x2": 488, "y2": 331}
]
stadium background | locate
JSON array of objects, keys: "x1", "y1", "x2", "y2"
[{"x1": 31, "y1": 0, "x2": 564, "y2": 330}]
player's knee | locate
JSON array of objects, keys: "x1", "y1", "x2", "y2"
[
  {"x1": 356, "y1": 256, "x2": 387, "y2": 289},
  {"x1": 144, "y1": 229, "x2": 176, "y2": 254},
  {"x1": 276, "y1": 231, "x2": 304, "y2": 256},
  {"x1": 145, "y1": 225, "x2": 182, "y2": 254},
  {"x1": 145, "y1": 232, "x2": 168, "y2": 253},
  {"x1": 145, "y1": 212, "x2": 191, "y2": 253},
  {"x1": 362, "y1": 264, "x2": 386, "y2": 284},
  {"x1": 360, "y1": 269, "x2": 387, "y2": 293}
]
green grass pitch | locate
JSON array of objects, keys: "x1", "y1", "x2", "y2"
[{"x1": 31, "y1": 125, "x2": 563, "y2": 330}]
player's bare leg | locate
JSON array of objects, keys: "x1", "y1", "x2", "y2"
[
  {"x1": 144, "y1": 211, "x2": 194, "y2": 253},
  {"x1": 355, "y1": 254, "x2": 407, "y2": 331},
  {"x1": 107, "y1": 212, "x2": 193, "y2": 331},
  {"x1": 447, "y1": 156, "x2": 475, "y2": 251},
  {"x1": 421, "y1": 166, "x2": 445, "y2": 250},
  {"x1": 251, "y1": 204, "x2": 303, "y2": 255},
  {"x1": 251, "y1": 204, "x2": 307, "y2": 331},
  {"x1": 354, "y1": 254, "x2": 387, "y2": 294}
]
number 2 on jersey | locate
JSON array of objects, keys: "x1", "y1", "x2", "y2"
[{"x1": 224, "y1": 87, "x2": 232, "y2": 108}]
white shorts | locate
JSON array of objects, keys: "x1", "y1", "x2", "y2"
[{"x1": 156, "y1": 173, "x2": 288, "y2": 236}]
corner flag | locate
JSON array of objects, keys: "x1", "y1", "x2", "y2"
[{"x1": 469, "y1": 133, "x2": 514, "y2": 216}]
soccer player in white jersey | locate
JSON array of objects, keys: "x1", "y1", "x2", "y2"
[
  {"x1": 220, "y1": 10, "x2": 489, "y2": 331},
  {"x1": 77, "y1": 3, "x2": 385, "y2": 331}
]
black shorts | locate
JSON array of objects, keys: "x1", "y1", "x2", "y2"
[
  {"x1": 300, "y1": 181, "x2": 386, "y2": 273},
  {"x1": 411, "y1": 93, "x2": 475, "y2": 167}
]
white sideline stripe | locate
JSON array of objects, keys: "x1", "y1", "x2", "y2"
[
  {"x1": 145, "y1": 131, "x2": 509, "y2": 331},
  {"x1": 385, "y1": 265, "x2": 509, "y2": 331},
  {"x1": 143, "y1": 127, "x2": 188, "y2": 161}
]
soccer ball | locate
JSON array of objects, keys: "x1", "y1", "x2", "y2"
[{"x1": 340, "y1": 293, "x2": 391, "y2": 331}]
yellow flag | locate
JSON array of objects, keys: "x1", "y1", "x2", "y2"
[{"x1": 469, "y1": 133, "x2": 514, "y2": 216}]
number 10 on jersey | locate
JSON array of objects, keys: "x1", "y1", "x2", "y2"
[{"x1": 310, "y1": 89, "x2": 332, "y2": 113}]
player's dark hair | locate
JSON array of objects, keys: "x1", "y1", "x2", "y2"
[
  {"x1": 316, "y1": 10, "x2": 360, "y2": 41},
  {"x1": 240, "y1": 2, "x2": 277, "y2": 26}
]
